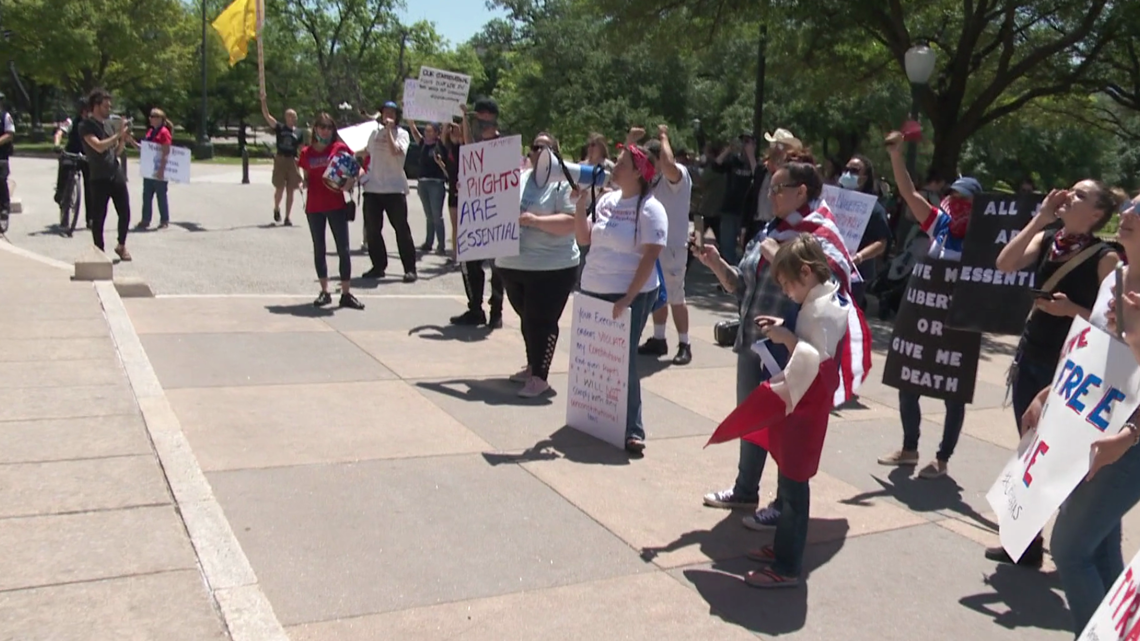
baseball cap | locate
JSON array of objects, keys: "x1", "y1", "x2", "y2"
[
  {"x1": 380, "y1": 101, "x2": 398, "y2": 112},
  {"x1": 950, "y1": 177, "x2": 983, "y2": 198}
]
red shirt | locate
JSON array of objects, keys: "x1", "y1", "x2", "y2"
[
  {"x1": 298, "y1": 141, "x2": 351, "y2": 214},
  {"x1": 144, "y1": 126, "x2": 173, "y2": 145}
]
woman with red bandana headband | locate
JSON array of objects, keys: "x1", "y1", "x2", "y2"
[
  {"x1": 575, "y1": 140, "x2": 668, "y2": 456},
  {"x1": 877, "y1": 131, "x2": 980, "y2": 479},
  {"x1": 986, "y1": 181, "x2": 1120, "y2": 568}
]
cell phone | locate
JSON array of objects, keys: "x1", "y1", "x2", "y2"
[
  {"x1": 1028, "y1": 288, "x2": 1055, "y2": 300},
  {"x1": 692, "y1": 215, "x2": 705, "y2": 248},
  {"x1": 1115, "y1": 263, "x2": 1126, "y2": 340}
]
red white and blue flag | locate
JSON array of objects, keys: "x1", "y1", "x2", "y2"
[{"x1": 762, "y1": 203, "x2": 872, "y2": 405}]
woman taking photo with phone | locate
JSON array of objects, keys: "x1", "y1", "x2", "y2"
[
  {"x1": 297, "y1": 112, "x2": 364, "y2": 310},
  {"x1": 988, "y1": 182, "x2": 1121, "y2": 568},
  {"x1": 576, "y1": 141, "x2": 668, "y2": 455}
]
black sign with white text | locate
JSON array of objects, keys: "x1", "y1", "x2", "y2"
[
  {"x1": 947, "y1": 192, "x2": 1046, "y2": 334},
  {"x1": 883, "y1": 259, "x2": 983, "y2": 403}
]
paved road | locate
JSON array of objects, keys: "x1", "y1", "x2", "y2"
[{"x1": 3, "y1": 157, "x2": 464, "y2": 296}]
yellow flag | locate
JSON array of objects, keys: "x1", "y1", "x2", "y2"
[{"x1": 212, "y1": 0, "x2": 259, "y2": 66}]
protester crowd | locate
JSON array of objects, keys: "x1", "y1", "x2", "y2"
[{"x1": 33, "y1": 83, "x2": 1140, "y2": 637}]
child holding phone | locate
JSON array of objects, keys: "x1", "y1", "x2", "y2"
[{"x1": 707, "y1": 233, "x2": 855, "y2": 589}]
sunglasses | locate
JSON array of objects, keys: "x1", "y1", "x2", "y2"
[
  {"x1": 530, "y1": 145, "x2": 545, "y2": 153},
  {"x1": 844, "y1": 166, "x2": 862, "y2": 174},
  {"x1": 769, "y1": 182, "x2": 801, "y2": 196}
]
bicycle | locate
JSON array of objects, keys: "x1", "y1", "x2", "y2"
[{"x1": 57, "y1": 151, "x2": 85, "y2": 237}]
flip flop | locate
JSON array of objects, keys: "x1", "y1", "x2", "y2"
[
  {"x1": 745, "y1": 545, "x2": 777, "y2": 564},
  {"x1": 745, "y1": 567, "x2": 800, "y2": 589}
]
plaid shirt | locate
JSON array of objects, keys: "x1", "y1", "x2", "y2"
[{"x1": 729, "y1": 221, "x2": 800, "y2": 354}]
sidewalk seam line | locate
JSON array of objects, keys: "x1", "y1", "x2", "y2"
[
  {"x1": 0, "y1": 567, "x2": 201, "y2": 595},
  {"x1": 95, "y1": 281, "x2": 289, "y2": 641}
]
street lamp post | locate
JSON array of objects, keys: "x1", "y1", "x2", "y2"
[
  {"x1": 196, "y1": 0, "x2": 214, "y2": 160},
  {"x1": 903, "y1": 43, "x2": 935, "y2": 179}
]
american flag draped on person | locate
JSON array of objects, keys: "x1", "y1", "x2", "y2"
[{"x1": 707, "y1": 200, "x2": 872, "y2": 482}]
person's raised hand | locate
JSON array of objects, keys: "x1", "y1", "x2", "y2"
[
  {"x1": 1041, "y1": 189, "x2": 1070, "y2": 218},
  {"x1": 884, "y1": 131, "x2": 904, "y2": 155},
  {"x1": 657, "y1": 124, "x2": 668, "y2": 138},
  {"x1": 627, "y1": 127, "x2": 646, "y2": 146}
]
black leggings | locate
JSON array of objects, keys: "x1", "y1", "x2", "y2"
[
  {"x1": 363, "y1": 192, "x2": 416, "y2": 275},
  {"x1": 306, "y1": 208, "x2": 352, "y2": 282},
  {"x1": 462, "y1": 259, "x2": 504, "y2": 316},
  {"x1": 90, "y1": 176, "x2": 130, "y2": 250},
  {"x1": 499, "y1": 266, "x2": 578, "y2": 381}
]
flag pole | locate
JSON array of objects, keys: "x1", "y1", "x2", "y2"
[{"x1": 256, "y1": 0, "x2": 266, "y2": 98}]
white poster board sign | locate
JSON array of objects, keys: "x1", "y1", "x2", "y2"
[
  {"x1": 1079, "y1": 548, "x2": 1140, "y2": 639},
  {"x1": 566, "y1": 294, "x2": 631, "y2": 448},
  {"x1": 139, "y1": 141, "x2": 191, "y2": 183},
  {"x1": 456, "y1": 135, "x2": 522, "y2": 261},
  {"x1": 337, "y1": 120, "x2": 379, "y2": 154},
  {"x1": 403, "y1": 79, "x2": 452, "y2": 124},
  {"x1": 821, "y1": 185, "x2": 877, "y2": 253},
  {"x1": 986, "y1": 318, "x2": 1140, "y2": 562},
  {"x1": 416, "y1": 66, "x2": 471, "y2": 117}
]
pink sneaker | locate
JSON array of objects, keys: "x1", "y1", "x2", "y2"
[
  {"x1": 509, "y1": 366, "x2": 531, "y2": 384},
  {"x1": 517, "y1": 377, "x2": 551, "y2": 398}
]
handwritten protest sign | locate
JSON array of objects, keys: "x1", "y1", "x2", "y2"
[
  {"x1": 948, "y1": 193, "x2": 1044, "y2": 334},
  {"x1": 402, "y1": 79, "x2": 452, "y2": 123},
  {"x1": 416, "y1": 67, "x2": 471, "y2": 118},
  {"x1": 566, "y1": 294, "x2": 631, "y2": 448},
  {"x1": 1079, "y1": 548, "x2": 1140, "y2": 640},
  {"x1": 456, "y1": 135, "x2": 522, "y2": 261},
  {"x1": 881, "y1": 259, "x2": 983, "y2": 403},
  {"x1": 987, "y1": 318, "x2": 1140, "y2": 563},
  {"x1": 821, "y1": 185, "x2": 877, "y2": 254},
  {"x1": 337, "y1": 120, "x2": 378, "y2": 154},
  {"x1": 139, "y1": 141, "x2": 190, "y2": 183}
]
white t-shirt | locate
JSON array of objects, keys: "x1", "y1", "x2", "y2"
[
  {"x1": 363, "y1": 127, "x2": 410, "y2": 194},
  {"x1": 652, "y1": 164, "x2": 692, "y2": 248},
  {"x1": 1090, "y1": 269, "x2": 1119, "y2": 334},
  {"x1": 3, "y1": 113, "x2": 14, "y2": 134},
  {"x1": 580, "y1": 191, "x2": 668, "y2": 295}
]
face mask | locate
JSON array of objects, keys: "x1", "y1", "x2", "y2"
[
  {"x1": 838, "y1": 172, "x2": 860, "y2": 190},
  {"x1": 475, "y1": 118, "x2": 498, "y2": 138},
  {"x1": 315, "y1": 133, "x2": 331, "y2": 145}
]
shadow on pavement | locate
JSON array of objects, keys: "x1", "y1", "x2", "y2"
[
  {"x1": 480, "y1": 426, "x2": 632, "y2": 467},
  {"x1": 959, "y1": 564, "x2": 1071, "y2": 632},
  {"x1": 408, "y1": 324, "x2": 492, "y2": 342},
  {"x1": 670, "y1": 516, "x2": 849, "y2": 636},
  {"x1": 416, "y1": 377, "x2": 554, "y2": 407},
  {"x1": 264, "y1": 303, "x2": 334, "y2": 318},
  {"x1": 840, "y1": 466, "x2": 998, "y2": 531}
]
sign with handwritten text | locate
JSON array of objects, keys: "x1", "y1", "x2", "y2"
[
  {"x1": 821, "y1": 185, "x2": 876, "y2": 254},
  {"x1": 566, "y1": 294, "x2": 631, "y2": 448},
  {"x1": 1080, "y1": 548, "x2": 1140, "y2": 640},
  {"x1": 456, "y1": 135, "x2": 522, "y2": 261},
  {"x1": 986, "y1": 318, "x2": 1140, "y2": 563},
  {"x1": 402, "y1": 79, "x2": 452, "y2": 124},
  {"x1": 416, "y1": 66, "x2": 472, "y2": 118},
  {"x1": 139, "y1": 141, "x2": 190, "y2": 183}
]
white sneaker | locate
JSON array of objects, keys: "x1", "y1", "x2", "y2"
[
  {"x1": 518, "y1": 377, "x2": 551, "y2": 398},
  {"x1": 509, "y1": 366, "x2": 531, "y2": 384}
]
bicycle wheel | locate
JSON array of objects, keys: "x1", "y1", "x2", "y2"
[{"x1": 65, "y1": 174, "x2": 81, "y2": 237}]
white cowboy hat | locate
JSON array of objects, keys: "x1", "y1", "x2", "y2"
[{"x1": 763, "y1": 128, "x2": 803, "y2": 150}]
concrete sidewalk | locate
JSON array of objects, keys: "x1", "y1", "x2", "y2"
[
  {"x1": 0, "y1": 244, "x2": 242, "y2": 640},
  {"x1": 119, "y1": 288, "x2": 1119, "y2": 640}
]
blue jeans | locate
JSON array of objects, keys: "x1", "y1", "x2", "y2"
[
  {"x1": 773, "y1": 472, "x2": 810, "y2": 577},
  {"x1": 1052, "y1": 442, "x2": 1140, "y2": 636},
  {"x1": 1012, "y1": 355, "x2": 1056, "y2": 434},
  {"x1": 731, "y1": 346, "x2": 790, "y2": 501},
  {"x1": 719, "y1": 215, "x2": 742, "y2": 265},
  {"x1": 306, "y1": 208, "x2": 352, "y2": 282},
  {"x1": 900, "y1": 391, "x2": 965, "y2": 462},
  {"x1": 583, "y1": 289, "x2": 657, "y2": 440},
  {"x1": 417, "y1": 178, "x2": 446, "y2": 249},
  {"x1": 140, "y1": 178, "x2": 169, "y2": 225}
]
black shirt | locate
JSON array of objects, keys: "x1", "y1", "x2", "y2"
[
  {"x1": 65, "y1": 114, "x2": 85, "y2": 154},
  {"x1": 1020, "y1": 230, "x2": 1114, "y2": 365},
  {"x1": 714, "y1": 153, "x2": 754, "y2": 216},
  {"x1": 78, "y1": 118, "x2": 122, "y2": 181},
  {"x1": 857, "y1": 201, "x2": 892, "y2": 282},
  {"x1": 418, "y1": 140, "x2": 446, "y2": 181},
  {"x1": 443, "y1": 140, "x2": 460, "y2": 191},
  {"x1": 274, "y1": 122, "x2": 301, "y2": 157}
]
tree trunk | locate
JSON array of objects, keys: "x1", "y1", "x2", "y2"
[{"x1": 929, "y1": 124, "x2": 966, "y2": 183}]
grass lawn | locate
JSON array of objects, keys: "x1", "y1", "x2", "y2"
[{"x1": 13, "y1": 141, "x2": 273, "y2": 165}]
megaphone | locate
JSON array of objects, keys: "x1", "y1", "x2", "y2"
[{"x1": 532, "y1": 147, "x2": 608, "y2": 189}]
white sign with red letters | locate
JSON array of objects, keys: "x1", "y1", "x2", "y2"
[
  {"x1": 986, "y1": 318, "x2": 1140, "y2": 562},
  {"x1": 1080, "y1": 553, "x2": 1140, "y2": 640}
]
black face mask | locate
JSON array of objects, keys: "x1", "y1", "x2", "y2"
[{"x1": 474, "y1": 118, "x2": 498, "y2": 138}]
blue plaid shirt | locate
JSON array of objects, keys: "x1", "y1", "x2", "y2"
[{"x1": 729, "y1": 223, "x2": 800, "y2": 357}]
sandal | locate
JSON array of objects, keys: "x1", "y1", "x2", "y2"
[
  {"x1": 745, "y1": 545, "x2": 777, "y2": 564},
  {"x1": 744, "y1": 567, "x2": 800, "y2": 589}
]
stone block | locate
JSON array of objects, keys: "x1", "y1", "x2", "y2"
[
  {"x1": 73, "y1": 248, "x2": 112, "y2": 282},
  {"x1": 113, "y1": 276, "x2": 153, "y2": 298}
]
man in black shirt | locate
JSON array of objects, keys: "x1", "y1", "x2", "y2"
[
  {"x1": 260, "y1": 92, "x2": 302, "y2": 226},
  {"x1": 55, "y1": 100, "x2": 89, "y2": 205},
  {"x1": 710, "y1": 134, "x2": 759, "y2": 264},
  {"x1": 80, "y1": 88, "x2": 132, "y2": 261}
]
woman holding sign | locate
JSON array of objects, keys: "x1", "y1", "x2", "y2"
[
  {"x1": 496, "y1": 133, "x2": 579, "y2": 398},
  {"x1": 836, "y1": 155, "x2": 891, "y2": 309},
  {"x1": 575, "y1": 142, "x2": 668, "y2": 455},
  {"x1": 989, "y1": 182, "x2": 1120, "y2": 568},
  {"x1": 131, "y1": 108, "x2": 173, "y2": 230}
]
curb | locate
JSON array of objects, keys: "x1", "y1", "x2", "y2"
[{"x1": 95, "y1": 281, "x2": 289, "y2": 641}]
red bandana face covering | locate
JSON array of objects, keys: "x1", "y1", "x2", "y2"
[
  {"x1": 941, "y1": 196, "x2": 973, "y2": 239},
  {"x1": 627, "y1": 146, "x2": 656, "y2": 184}
]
